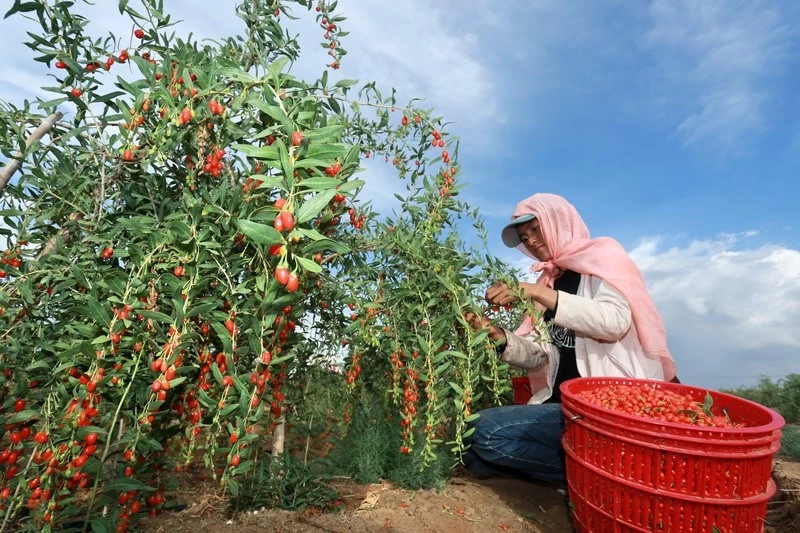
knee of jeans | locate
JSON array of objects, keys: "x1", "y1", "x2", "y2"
[{"x1": 468, "y1": 412, "x2": 501, "y2": 451}]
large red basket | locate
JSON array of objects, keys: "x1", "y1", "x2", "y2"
[{"x1": 560, "y1": 377, "x2": 785, "y2": 533}]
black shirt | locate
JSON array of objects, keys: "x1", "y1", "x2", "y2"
[{"x1": 543, "y1": 269, "x2": 581, "y2": 403}]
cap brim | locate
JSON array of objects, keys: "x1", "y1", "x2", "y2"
[{"x1": 501, "y1": 214, "x2": 536, "y2": 247}]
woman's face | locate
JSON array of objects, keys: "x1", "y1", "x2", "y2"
[{"x1": 517, "y1": 218, "x2": 552, "y2": 261}]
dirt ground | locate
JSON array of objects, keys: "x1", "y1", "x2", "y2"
[{"x1": 141, "y1": 459, "x2": 800, "y2": 533}]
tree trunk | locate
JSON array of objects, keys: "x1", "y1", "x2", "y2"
[{"x1": 271, "y1": 416, "x2": 286, "y2": 457}]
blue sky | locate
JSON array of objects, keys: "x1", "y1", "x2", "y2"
[{"x1": 1, "y1": 0, "x2": 799, "y2": 390}]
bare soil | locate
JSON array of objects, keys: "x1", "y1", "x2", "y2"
[{"x1": 141, "y1": 459, "x2": 800, "y2": 533}]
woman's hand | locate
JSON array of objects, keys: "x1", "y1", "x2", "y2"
[
  {"x1": 485, "y1": 282, "x2": 534, "y2": 306},
  {"x1": 463, "y1": 310, "x2": 506, "y2": 343},
  {"x1": 486, "y1": 281, "x2": 559, "y2": 312}
]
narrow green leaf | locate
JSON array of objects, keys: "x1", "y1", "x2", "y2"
[
  {"x1": 90, "y1": 517, "x2": 112, "y2": 533},
  {"x1": 301, "y1": 237, "x2": 349, "y2": 255},
  {"x1": 185, "y1": 301, "x2": 219, "y2": 318},
  {"x1": 226, "y1": 478, "x2": 240, "y2": 497},
  {"x1": 232, "y1": 143, "x2": 280, "y2": 160},
  {"x1": 296, "y1": 189, "x2": 336, "y2": 224},
  {"x1": 137, "y1": 310, "x2": 174, "y2": 324},
  {"x1": 211, "y1": 363, "x2": 224, "y2": 385},
  {"x1": 702, "y1": 392, "x2": 715, "y2": 417},
  {"x1": 295, "y1": 255, "x2": 322, "y2": 274},
  {"x1": 449, "y1": 381, "x2": 465, "y2": 395},
  {"x1": 296, "y1": 177, "x2": 340, "y2": 190},
  {"x1": 303, "y1": 125, "x2": 343, "y2": 141},
  {"x1": 5, "y1": 410, "x2": 38, "y2": 424},
  {"x1": 249, "y1": 101, "x2": 294, "y2": 137},
  {"x1": 86, "y1": 296, "x2": 111, "y2": 324},
  {"x1": 104, "y1": 477, "x2": 154, "y2": 492},
  {"x1": 236, "y1": 219, "x2": 283, "y2": 246},
  {"x1": 337, "y1": 179, "x2": 365, "y2": 193}
]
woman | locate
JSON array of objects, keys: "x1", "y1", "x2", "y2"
[{"x1": 462, "y1": 193, "x2": 676, "y2": 482}]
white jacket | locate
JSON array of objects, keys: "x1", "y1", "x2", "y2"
[{"x1": 500, "y1": 274, "x2": 665, "y2": 404}]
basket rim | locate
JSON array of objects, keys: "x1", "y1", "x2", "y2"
[
  {"x1": 559, "y1": 377, "x2": 785, "y2": 434},
  {"x1": 561, "y1": 403, "x2": 782, "y2": 454}
]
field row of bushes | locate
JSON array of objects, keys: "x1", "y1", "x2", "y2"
[{"x1": 725, "y1": 374, "x2": 800, "y2": 460}]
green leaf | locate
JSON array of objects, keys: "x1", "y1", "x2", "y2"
[
  {"x1": 327, "y1": 97, "x2": 341, "y2": 114},
  {"x1": 220, "y1": 404, "x2": 239, "y2": 418},
  {"x1": 211, "y1": 363, "x2": 225, "y2": 385},
  {"x1": 297, "y1": 177, "x2": 340, "y2": 190},
  {"x1": 216, "y1": 67, "x2": 257, "y2": 83},
  {"x1": 295, "y1": 255, "x2": 322, "y2": 274},
  {"x1": 270, "y1": 353, "x2": 295, "y2": 366},
  {"x1": 337, "y1": 179, "x2": 365, "y2": 193},
  {"x1": 252, "y1": 175, "x2": 283, "y2": 189},
  {"x1": 702, "y1": 392, "x2": 714, "y2": 417},
  {"x1": 86, "y1": 296, "x2": 111, "y2": 324},
  {"x1": 137, "y1": 310, "x2": 174, "y2": 324},
  {"x1": 26, "y1": 360, "x2": 52, "y2": 372},
  {"x1": 236, "y1": 219, "x2": 283, "y2": 246},
  {"x1": 296, "y1": 189, "x2": 336, "y2": 224},
  {"x1": 277, "y1": 139, "x2": 294, "y2": 185},
  {"x1": 232, "y1": 143, "x2": 279, "y2": 160},
  {"x1": 249, "y1": 101, "x2": 294, "y2": 138},
  {"x1": 185, "y1": 301, "x2": 220, "y2": 318},
  {"x1": 5, "y1": 410, "x2": 38, "y2": 424},
  {"x1": 301, "y1": 237, "x2": 349, "y2": 255},
  {"x1": 303, "y1": 125, "x2": 344, "y2": 141},
  {"x1": 198, "y1": 389, "x2": 215, "y2": 409},
  {"x1": 90, "y1": 517, "x2": 113, "y2": 533},
  {"x1": 449, "y1": 381, "x2": 465, "y2": 395},
  {"x1": 226, "y1": 477, "x2": 240, "y2": 497},
  {"x1": 6, "y1": 1, "x2": 38, "y2": 18},
  {"x1": 104, "y1": 477, "x2": 154, "y2": 492},
  {"x1": 305, "y1": 142, "x2": 346, "y2": 161}
]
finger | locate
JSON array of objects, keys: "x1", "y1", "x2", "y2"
[
  {"x1": 485, "y1": 283, "x2": 506, "y2": 298},
  {"x1": 485, "y1": 287, "x2": 505, "y2": 303}
]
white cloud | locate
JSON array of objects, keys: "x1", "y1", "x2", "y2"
[
  {"x1": 644, "y1": 0, "x2": 795, "y2": 152},
  {"x1": 630, "y1": 234, "x2": 800, "y2": 389}
]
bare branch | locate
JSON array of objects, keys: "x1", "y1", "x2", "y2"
[{"x1": 0, "y1": 111, "x2": 64, "y2": 194}]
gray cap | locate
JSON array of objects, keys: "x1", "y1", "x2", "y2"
[{"x1": 501, "y1": 214, "x2": 537, "y2": 247}]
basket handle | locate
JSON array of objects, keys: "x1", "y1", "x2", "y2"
[{"x1": 563, "y1": 413, "x2": 583, "y2": 433}]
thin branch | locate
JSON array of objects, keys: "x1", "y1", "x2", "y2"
[{"x1": 0, "y1": 111, "x2": 63, "y2": 194}]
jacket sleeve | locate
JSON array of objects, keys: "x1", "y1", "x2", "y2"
[
  {"x1": 498, "y1": 329, "x2": 550, "y2": 370},
  {"x1": 552, "y1": 278, "x2": 632, "y2": 342}
]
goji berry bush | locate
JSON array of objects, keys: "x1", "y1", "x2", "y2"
[{"x1": 0, "y1": 0, "x2": 524, "y2": 530}]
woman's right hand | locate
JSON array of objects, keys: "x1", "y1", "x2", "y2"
[{"x1": 463, "y1": 310, "x2": 506, "y2": 344}]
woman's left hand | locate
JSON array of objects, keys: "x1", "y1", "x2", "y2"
[{"x1": 486, "y1": 282, "x2": 536, "y2": 306}]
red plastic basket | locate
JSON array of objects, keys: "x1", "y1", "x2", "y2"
[
  {"x1": 560, "y1": 377, "x2": 785, "y2": 533},
  {"x1": 511, "y1": 376, "x2": 532, "y2": 405}
]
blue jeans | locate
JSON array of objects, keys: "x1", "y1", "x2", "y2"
[{"x1": 462, "y1": 403, "x2": 566, "y2": 483}]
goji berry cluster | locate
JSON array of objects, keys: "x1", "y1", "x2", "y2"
[{"x1": 575, "y1": 384, "x2": 741, "y2": 428}]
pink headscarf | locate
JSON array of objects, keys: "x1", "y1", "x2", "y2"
[{"x1": 511, "y1": 193, "x2": 676, "y2": 381}]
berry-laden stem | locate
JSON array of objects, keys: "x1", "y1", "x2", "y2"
[
  {"x1": 0, "y1": 442, "x2": 40, "y2": 533},
  {"x1": 82, "y1": 352, "x2": 145, "y2": 533}
]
